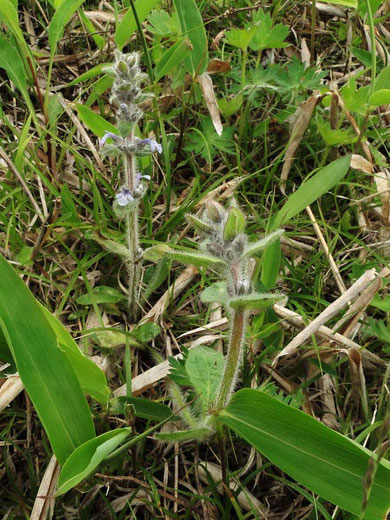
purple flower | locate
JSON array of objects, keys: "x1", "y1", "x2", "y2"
[
  {"x1": 115, "y1": 188, "x2": 133, "y2": 206},
  {"x1": 139, "y1": 138, "x2": 162, "y2": 154},
  {"x1": 100, "y1": 131, "x2": 122, "y2": 148},
  {"x1": 136, "y1": 173, "x2": 151, "y2": 185}
]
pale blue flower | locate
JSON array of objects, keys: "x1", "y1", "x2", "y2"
[
  {"x1": 100, "y1": 131, "x2": 122, "y2": 148},
  {"x1": 139, "y1": 138, "x2": 162, "y2": 154},
  {"x1": 116, "y1": 188, "x2": 133, "y2": 206},
  {"x1": 136, "y1": 173, "x2": 151, "y2": 185}
]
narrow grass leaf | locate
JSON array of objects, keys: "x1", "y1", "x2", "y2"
[
  {"x1": 0, "y1": 37, "x2": 32, "y2": 111},
  {"x1": 49, "y1": 0, "x2": 86, "y2": 51},
  {"x1": 155, "y1": 38, "x2": 193, "y2": 81},
  {"x1": 57, "y1": 429, "x2": 131, "y2": 495},
  {"x1": 262, "y1": 155, "x2": 351, "y2": 288},
  {"x1": 0, "y1": 0, "x2": 26, "y2": 48},
  {"x1": 0, "y1": 254, "x2": 95, "y2": 464},
  {"x1": 76, "y1": 104, "x2": 117, "y2": 137},
  {"x1": 115, "y1": 0, "x2": 160, "y2": 49},
  {"x1": 219, "y1": 389, "x2": 390, "y2": 519},
  {"x1": 111, "y1": 396, "x2": 176, "y2": 421},
  {"x1": 320, "y1": 0, "x2": 357, "y2": 7},
  {"x1": 173, "y1": 0, "x2": 208, "y2": 75}
]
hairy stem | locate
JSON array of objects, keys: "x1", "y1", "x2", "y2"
[
  {"x1": 216, "y1": 309, "x2": 246, "y2": 410},
  {"x1": 123, "y1": 148, "x2": 140, "y2": 321}
]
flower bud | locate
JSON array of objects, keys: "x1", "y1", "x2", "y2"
[
  {"x1": 223, "y1": 207, "x2": 245, "y2": 242},
  {"x1": 117, "y1": 61, "x2": 127, "y2": 73},
  {"x1": 186, "y1": 214, "x2": 213, "y2": 234},
  {"x1": 206, "y1": 200, "x2": 226, "y2": 223}
]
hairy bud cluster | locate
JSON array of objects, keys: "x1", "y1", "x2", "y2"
[
  {"x1": 192, "y1": 201, "x2": 248, "y2": 263},
  {"x1": 103, "y1": 51, "x2": 147, "y2": 126}
]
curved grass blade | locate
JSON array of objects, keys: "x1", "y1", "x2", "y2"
[
  {"x1": 262, "y1": 155, "x2": 351, "y2": 288},
  {"x1": 57, "y1": 428, "x2": 131, "y2": 495},
  {"x1": 219, "y1": 389, "x2": 390, "y2": 519},
  {"x1": 0, "y1": 254, "x2": 95, "y2": 464}
]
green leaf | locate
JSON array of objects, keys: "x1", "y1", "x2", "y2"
[
  {"x1": 144, "y1": 257, "x2": 170, "y2": 300},
  {"x1": 218, "y1": 94, "x2": 243, "y2": 118},
  {"x1": 273, "y1": 155, "x2": 351, "y2": 229},
  {"x1": 243, "y1": 229, "x2": 284, "y2": 258},
  {"x1": 370, "y1": 294, "x2": 390, "y2": 312},
  {"x1": 168, "y1": 348, "x2": 192, "y2": 387},
  {"x1": 41, "y1": 307, "x2": 111, "y2": 405},
  {"x1": 145, "y1": 244, "x2": 225, "y2": 269},
  {"x1": 0, "y1": 0, "x2": 26, "y2": 48},
  {"x1": 249, "y1": 10, "x2": 289, "y2": 51},
  {"x1": 374, "y1": 65, "x2": 390, "y2": 93},
  {"x1": 57, "y1": 428, "x2": 131, "y2": 495},
  {"x1": 0, "y1": 37, "x2": 32, "y2": 111},
  {"x1": 223, "y1": 207, "x2": 245, "y2": 242},
  {"x1": 369, "y1": 89, "x2": 390, "y2": 107},
  {"x1": 316, "y1": 114, "x2": 358, "y2": 146},
  {"x1": 155, "y1": 38, "x2": 193, "y2": 81},
  {"x1": 115, "y1": 0, "x2": 161, "y2": 49},
  {"x1": 155, "y1": 428, "x2": 210, "y2": 442},
  {"x1": 185, "y1": 214, "x2": 213, "y2": 234},
  {"x1": 219, "y1": 389, "x2": 390, "y2": 519},
  {"x1": 185, "y1": 117, "x2": 235, "y2": 160},
  {"x1": 76, "y1": 104, "x2": 117, "y2": 138},
  {"x1": 49, "y1": 0, "x2": 86, "y2": 52},
  {"x1": 147, "y1": 9, "x2": 178, "y2": 36},
  {"x1": 262, "y1": 156, "x2": 351, "y2": 288},
  {"x1": 78, "y1": 9, "x2": 105, "y2": 50},
  {"x1": 0, "y1": 254, "x2": 95, "y2": 464},
  {"x1": 173, "y1": 0, "x2": 208, "y2": 75},
  {"x1": 200, "y1": 281, "x2": 228, "y2": 304},
  {"x1": 131, "y1": 322, "x2": 161, "y2": 343},
  {"x1": 261, "y1": 238, "x2": 281, "y2": 290},
  {"x1": 185, "y1": 347, "x2": 224, "y2": 410},
  {"x1": 143, "y1": 244, "x2": 172, "y2": 263},
  {"x1": 76, "y1": 286, "x2": 125, "y2": 305},
  {"x1": 340, "y1": 78, "x2": 370, "y2": 115},
  {"x1": 67, "y1": 63, "x2": 110, "y2": 87},
  {"x1": 224, "y1": 27, "x2": 257, "y2": 51},
  {"x1": 320, "y1": 0, "x2": 357, "y2": 7},
  {"x1": 229, "y1": 293, "x2": 284, "y2": 311},
  {"x1": 168, "y1": 250, "x2": 225, "y2": 269},
  {"x1": 363, "y1": 317, "x2": 390, "y2": 344},
  {"x1": 111, "y1": 396, "x2": 175, "y2": 421}
]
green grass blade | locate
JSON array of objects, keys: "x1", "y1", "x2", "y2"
[
  {"x1": 48, "y1": 0, "x2": 86, "y2": 51},
  {"x1": 115, "y1": 0, "x2": 160, "y2": 49},
  {"x1": 173, "y1": 0, "x2": 208, "y2": 76},
  {"x1": 57, "y1": 428, "x2": 131, "y2": 495},
  {"x1": 219, "y1": 389, "x2": 390, "y2": 519},
  {"x1": 41, "y1": 307, "x2": 111, "y2": 406},
  {"x1": 262, "y1": 155, "x2": 351, "y2": 288},
  {"x1": 0, "y1": 254, "x2": 95, "y2": 464}
]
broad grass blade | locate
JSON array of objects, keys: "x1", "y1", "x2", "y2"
[
  {"x1": 0, "y1": 254, "x2": 95, "y2": 464},
  {"x1": 219, "y1": 389, "x2": 390, "y2": 519}
]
